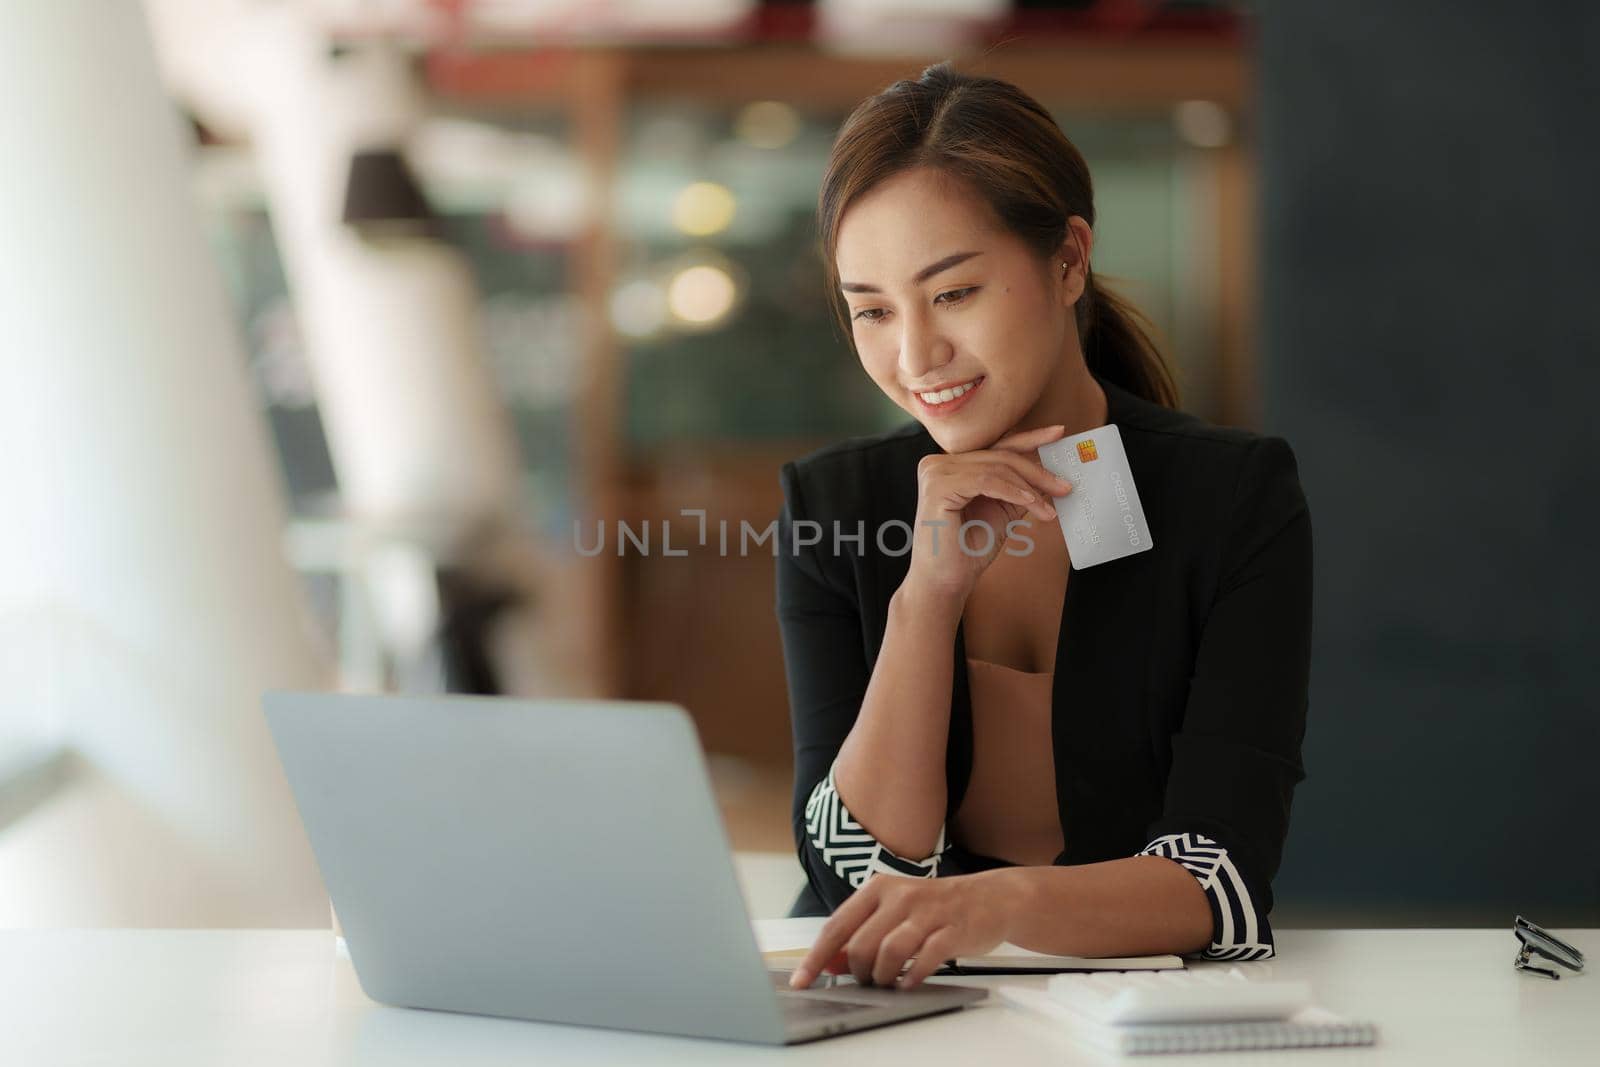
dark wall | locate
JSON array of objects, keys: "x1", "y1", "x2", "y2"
[{"x1": 1260, "y1": 3, "x2": 1600, "y2": 925}]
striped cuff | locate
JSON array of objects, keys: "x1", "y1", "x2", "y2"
[
  {"x1": 1139, "y1": 832, "x2": 1275, "y2": 961},
  {"x1": 803, "y1": 760, "x2": 946, "y2": 889}
]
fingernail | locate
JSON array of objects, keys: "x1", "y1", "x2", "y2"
[{"x1": 789, "y1": 971, "x2": 804, "y2": 988}]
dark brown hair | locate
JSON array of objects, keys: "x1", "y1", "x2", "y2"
[{"x1": 818, "y1": 61, "x2": 1179, "y2": 409}]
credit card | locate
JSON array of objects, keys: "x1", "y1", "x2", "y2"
[{"x1": 1037, "y1": 424, "x2": 1154, "y2": 569}]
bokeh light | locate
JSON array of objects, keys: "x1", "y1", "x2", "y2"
[
  {"x1": 735, "y1": 101, "x2": 801, "y2": 150},
  {"x1": 609, "y1": 278, "x2": 669, "y2": 339},
  {"x1": 667, "y1": 263, "x2": 737, "y2": 326},
  {"x1": 671, "y1": 180, "x2": 737, "y2": 236},
  {"x1": 1174, "y1": 100, "x2": 1232, "y2": 148}
]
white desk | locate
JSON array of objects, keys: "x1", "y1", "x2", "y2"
[{"x1": 1, "y1": 927, "x2": 1592, "y2": 1065}]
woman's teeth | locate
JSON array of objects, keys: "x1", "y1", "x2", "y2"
[{"x1": 918, "y1": 378, "x2": 981, "y2": 405}]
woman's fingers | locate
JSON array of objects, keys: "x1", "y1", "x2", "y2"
[
  {"x1": 978, "y1": 450, "x2": 1074, "y2": 501},
  {"x1": 990, "y1": 423, "x2": 1068, "y2": 454},
  {"x1": 872, "y1": 918, "x2": 932, "y2": 988},
  {"x1": 965, "y1": 466, "x2": 1056, "y2": 522},
  {"x1": 921, "y1": 450, "x2": 1071, "y2": 508},
  {"x1": 846, "y1": 902, "x2": 911, "y2": 986},
  {"x1": 934, "y1": 459, "x2": 1064, "y2": 517},
  {"x1": 791, "y1": 885, "x2": 880, "y2": 988},
  {"x1": 896, "y1": 926, "x2": 958, "y2": 991}
]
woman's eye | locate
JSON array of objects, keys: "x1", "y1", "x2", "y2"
[
  {"x1": 935, "y1": 286, "x2": 978, "y2": 306},
  {"x1": 853, "y1": 287, "x2": 975, "y2": 324}
]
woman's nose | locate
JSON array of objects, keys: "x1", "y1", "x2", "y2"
[{"x1": 897, "y1": 316, "x2": 953, "y2": 381}]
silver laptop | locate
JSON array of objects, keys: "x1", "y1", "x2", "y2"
[{"x1": 262, "y1": 691, "x2": 986, "y2": 1045}]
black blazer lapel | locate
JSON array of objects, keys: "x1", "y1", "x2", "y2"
[{"x1": 1052, "y1": 376, "x2": 1169, "y2": 863}]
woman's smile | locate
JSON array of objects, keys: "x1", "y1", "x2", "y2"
[{"x1": 913, "y1": 374, "x2": 985, "y2": 416}]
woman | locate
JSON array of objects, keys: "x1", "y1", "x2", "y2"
[{"x1": 778, "y1": 63, "x2": 1312, "y2": 992}]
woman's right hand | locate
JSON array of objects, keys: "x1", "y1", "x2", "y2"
[{"x1": 903, "y1": 424, "x2": 1075, "y2": 606}]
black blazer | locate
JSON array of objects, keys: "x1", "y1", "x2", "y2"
[{"x1": 775, "y1": 371, "x2": 1313, "y2": 924}]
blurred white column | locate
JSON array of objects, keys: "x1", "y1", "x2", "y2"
[
  {"x1": 236, "y1": 12, "x2": 523, "y2": 674},
  {"x1": 241, "y1": 15, "x2": 520, "y2": 533},
  {"x1": 0, "y1": 0, "x2": 333, "y2": 925}
]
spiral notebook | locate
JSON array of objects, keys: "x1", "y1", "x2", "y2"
[
  {"x1": 762, "y1": 945, "x2": 1184, "y2": 976},
  {"x1": 999, "y1": 986, "x2": 1379, "y2": 1055},
  {"x1": 755, "y1": 918, "x2": 1184, "y2": 975}
]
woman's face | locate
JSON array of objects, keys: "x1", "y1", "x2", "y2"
[{"x1": 834, "y1": 166, "x2": 1088, "y2": 454}]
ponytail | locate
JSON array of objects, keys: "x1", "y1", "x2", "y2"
[{"x1": 1080, "y1": 273, "x2": 1180, "y2": 409}]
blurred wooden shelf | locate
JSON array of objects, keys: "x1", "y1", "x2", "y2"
[{"x1": 426, "y1": 40, "x2": 1250, "y2": 111}]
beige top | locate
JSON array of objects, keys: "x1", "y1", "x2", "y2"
[{"x1": 947, "y1": 656, "x2": 1065, "y2": 867}]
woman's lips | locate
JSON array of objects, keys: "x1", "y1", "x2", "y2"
[{"x1": 913, "y1": 375, "x2": 984, "y2": 417}]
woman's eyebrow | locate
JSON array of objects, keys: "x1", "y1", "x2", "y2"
[{"x1": 839, "y1": 250, "x2": 983, "y2": 293}]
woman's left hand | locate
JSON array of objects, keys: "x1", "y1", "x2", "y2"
[{"x1": 789, "y1": 870, "x2": 1019, "y2": 991}]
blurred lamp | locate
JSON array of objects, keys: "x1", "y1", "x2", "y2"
[{"x1": 342, "y1": 148, "x2": 438, "y2": 237}]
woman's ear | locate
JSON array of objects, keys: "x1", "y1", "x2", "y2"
[{"x1": 1056, "y1": 216, "x2": 1095, "y2": 306}]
